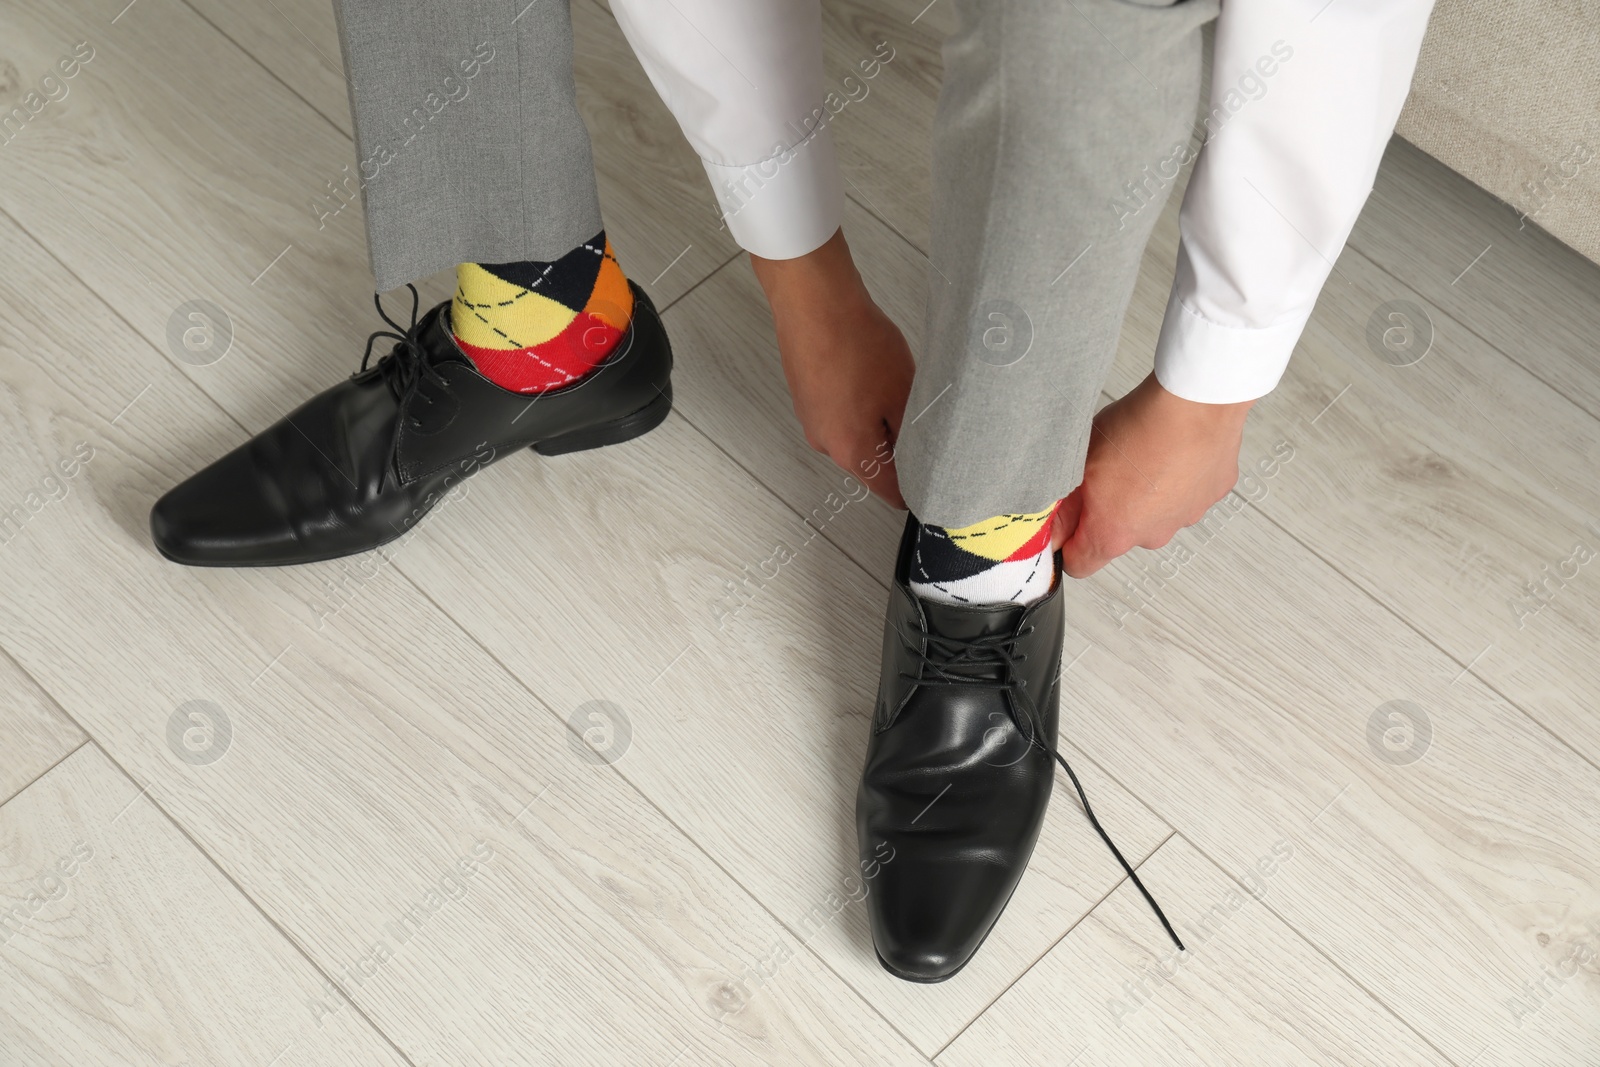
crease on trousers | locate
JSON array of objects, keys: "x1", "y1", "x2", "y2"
[
  {"x1": 332, "y1": 0, "x2": 1220, "y2": 526},
  {"x1": 895, "y1": 0, "x2": 1219, "y2": 528}
]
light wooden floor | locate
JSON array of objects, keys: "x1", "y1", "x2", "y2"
[{"x1": 1, "y1": 1, "x2": 1597, "y2": 1064}]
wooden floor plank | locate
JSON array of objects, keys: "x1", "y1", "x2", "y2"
[
  {"x1": 1106, "y1": 145, "x2": 1600, "y2": 771},
  {"x1": 1, "y1": 745, "x2": 407, "y2": 1067},
  {"x1": 181, "y1": 0, "x2": 349, "y2": 129},
  {"x1": 1351, "y1": 139, "x2": 1600, "y2": 423},
  {"x1": 665, "y1": 199, "x2": 920, "y2": 583},
  {"x1": 938, "y1": 836, "x2": 1449, "y2": 1067},
  {"x1": 1053, "y1": 491, "x2": 1600, "y2": 1064},
  {"x1": 0, "y1": 212, "x2": 928, "y2": 1065},
  {"x1": 0, "y1": 653, "x2": 84, "y2": 807},
  {"x1": 173, "y1": 0, "x2": 739, "y2": 310},
  {"x1": 0, "y1": 0, "x2": 727, "y2": 456}
]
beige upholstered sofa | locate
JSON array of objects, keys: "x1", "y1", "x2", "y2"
[{"x1": 1396, "y1": 0, "x2": 1600, "y2": 264}]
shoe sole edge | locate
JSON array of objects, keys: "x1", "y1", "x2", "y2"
[{"x1": 530, "y1": 383, "x2": 672, "y2": 457}]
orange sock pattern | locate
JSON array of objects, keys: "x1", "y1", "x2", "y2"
[{"x1": 450, "y1": 232, "x2": 633, "y2": 394}]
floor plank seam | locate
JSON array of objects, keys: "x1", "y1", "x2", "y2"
[
  {"x1": 376, "y1": 554, "x2": 938, "y2": 1064},
  {"x1": 843, "y1": 190, "x2": 930, "y2": 261},
  {"x1": 0, "y1": 638, "x2": 90, "y2": 811},
  {"x1": 0, "y1": 737, "x2": 91, "y2": 812},
  {"x1": 86, "y1": 738, "x2": 426, "y2": 1067},
  {"x1": 930, "y1": 827, "x2": 1181, "y2": 1062},
  {"x1": 176, "y1": 0, "x2": 355, "y2": 142},
  {"x1": 656, "y1": 249, "x2": 743, "y2": 315},
  {"x1": 1168, "y1": 829, "x2": 1463, "y2": 1067},
  {"x1": 1343, "y1": 241, "x2": 1600, "y2": 431},
  {"x1": 1240, "y1": 497, "x2": 1600, "y2": 781}
]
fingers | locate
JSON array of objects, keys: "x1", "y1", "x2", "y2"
[
  {"x1": 815, "y1": 431, "x2": 906, "y2": 511},
  {"x1": 844, "y1": 443, "x2": 904, "y2": 509},
  {"x1": 1050, "y1": 489, "x2": 1082, "y2": 552},
  {"x1": 870, "y1": 415, "x2": 906, "y2": 509},
  {"x1": 861, "y1": 465, "x2": 906, "y2": 509},
  {"x1": 1062, "y1": 511, "x2": 1191, "y2": 577},
  {"x1": 1059, "y1": 526, "x2": 1115, "y2": 579},
  {"x1": 1058, "y1": 494, "x2": 1137, "y2": 578},
  {"x1": 885, "y1": 390, "x2": 906, "y2": 444}
]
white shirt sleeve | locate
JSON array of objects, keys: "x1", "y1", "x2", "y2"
[
  {"x1": 1153, "y1": 0, "x2": 1436, "y2": 403},
  {"x1": 610, "y1": 0, "x2": 1435, "y2": 401},
  {"x1": 608, "y1": 0, "x2": 845, "y2": 261}
]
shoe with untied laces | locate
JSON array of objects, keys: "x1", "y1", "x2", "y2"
[{"x1": 857, "y1": 514, "x2": 1183, "y2": 982}]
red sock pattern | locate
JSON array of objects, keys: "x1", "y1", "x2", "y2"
[{"x1": 450, "y1": 232, "x2": 633, "y2": 394}]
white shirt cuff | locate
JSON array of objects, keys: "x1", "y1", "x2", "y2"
[
  {"x1": 1151, "y1": 282, "x2": 1310, "y2": 404},
  {"x1": 701, "y1": 126, "x2": 845, "y2": 261}
]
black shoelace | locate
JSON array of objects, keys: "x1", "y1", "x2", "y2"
[
  {"x1": 899, "y1": 620, "x2": 1186, "y2": 952},
  {"x1": 358, "y1": 284, "x2": 449, "y2": 489}
]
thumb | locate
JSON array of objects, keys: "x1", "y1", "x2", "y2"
[
  {"x1": 1057, "y1": 492, "x2": 1112, "y2": 578},
  {"x1": 1051, "y1": 488, "x2": 1083, "y2": 552},
  {"x1": 867, "y1": 417, "x2": 906, "y2": 509}
]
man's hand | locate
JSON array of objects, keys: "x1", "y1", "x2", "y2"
[
  {"x1": 750, "y1": 229, "x2": 915, "y2": 508},
  {"x1": 1052, "y1": 373, "x2": 1254, "y2": 577}
]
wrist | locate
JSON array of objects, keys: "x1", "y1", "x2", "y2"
[
  {"x1": 750, "y1": 227, "x2": 865, "y2": 310},
  {"x1": 1139, "y1": 372, "x2": 1254, "y2": 428}
]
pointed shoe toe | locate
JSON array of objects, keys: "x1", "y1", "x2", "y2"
[
  {"x1": 150, "y1": 282, "x2": 673, "y2": 567},
  {"x1": 150, "y1": 447, "x2": 301, "y2": 566}
]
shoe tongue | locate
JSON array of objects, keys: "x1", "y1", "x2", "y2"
[{"x1": 915, "y1": 594, "x2": 1026, "y2": 642}]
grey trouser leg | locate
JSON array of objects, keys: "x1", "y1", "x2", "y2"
[
  {"x1": 896, "y1": 0, "x2": 1219, "y2": 529},
  {"x1": 332, "y1": 0, "x2": 603, "y2": 292}
]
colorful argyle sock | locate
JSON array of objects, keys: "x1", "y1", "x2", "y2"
[
  {"x1": 449, "y1": 231, "x2": 633, "y2": 393},
  {"x1": 909, "y1": 506, "x2": 1057, "y2": 606}
]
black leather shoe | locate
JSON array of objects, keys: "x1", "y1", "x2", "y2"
[
  {"x1": 858, "y1": 515, "x2": 1182, "y2": 983},
  {"x1": 151, "y1": 282, "x2": 672, "y2": 566}
]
